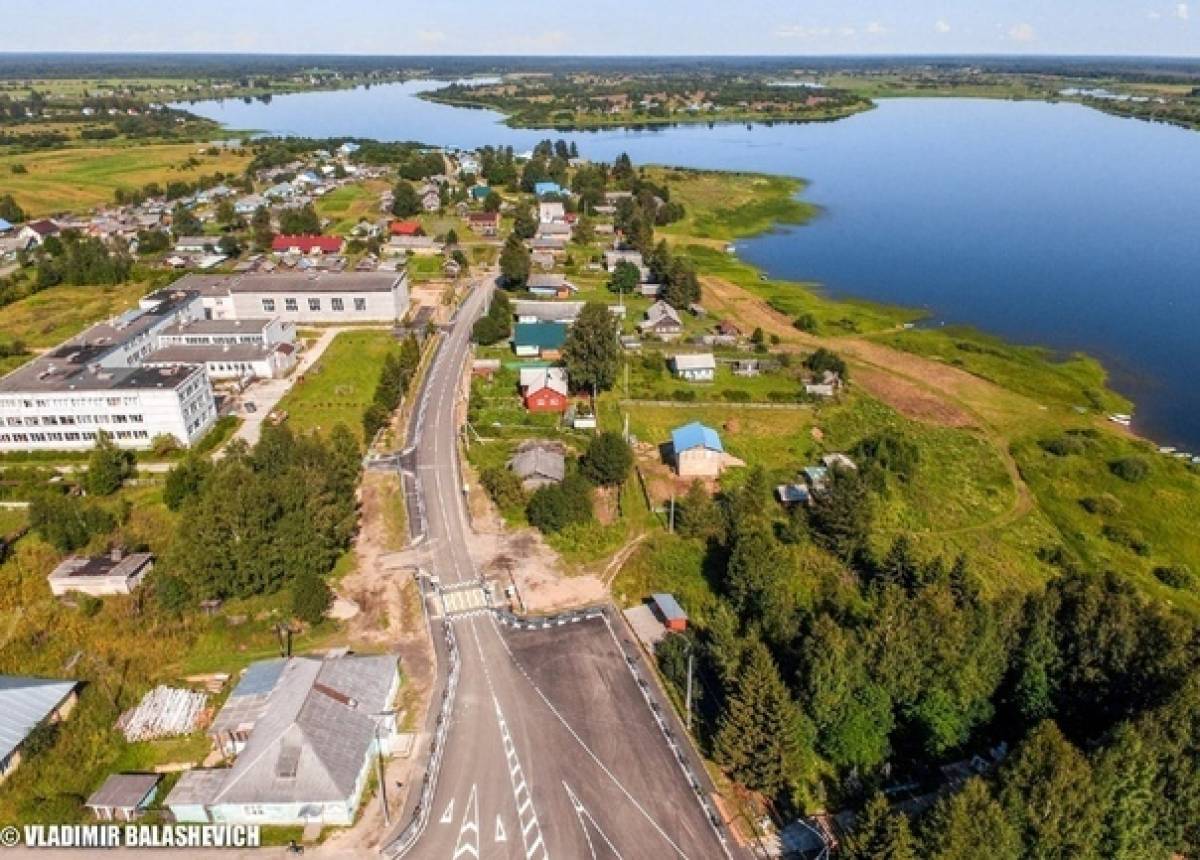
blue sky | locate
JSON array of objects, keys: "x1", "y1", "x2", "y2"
[{"x1": 3, "y1": 0, "x2": 1196, "y2": 56}]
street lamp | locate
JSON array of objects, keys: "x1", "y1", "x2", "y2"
[{"x1": 370, "y1": 709, "x2": 398, "y2": 826}]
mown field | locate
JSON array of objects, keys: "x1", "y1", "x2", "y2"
[
  {"x1": 0, "y1": 280, "x2": 153, "y2": 349},
  {"x1": 0, "y1": 142, "x2": 249, "y2": 216},
  {"x1": 275, "y1": 330, "x2": 396, "y2": 442}
]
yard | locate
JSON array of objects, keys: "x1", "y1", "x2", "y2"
[{"x1": 275, "y1": 330, "x2": 398, "y2": 442}]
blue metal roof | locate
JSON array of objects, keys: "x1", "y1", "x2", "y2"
[
  {"x1": 514, "y1": 322, "x2": 567, "y2": 349},
  {"x1": 229, "y1": 658, "x2": 286, "y2": 699},
  {"x1": 0, "y1": 218, "x2": 12, "y2": 232},
  {"x1": 534, "y1": 182, "x2": 564, "y2": 197},
  {"x1": 671, "y1": 421, "x2": 723, "y2": 454},
  {"x1": 0, "y1": 676, "x2": 77, "y2": 762},
  {"x1": 470, "y1": 186, "x2": 491, "y2": 199}
]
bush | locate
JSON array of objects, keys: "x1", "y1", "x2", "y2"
[
  {"x1": 580, "y1": 432, "x2": 633, "y2": 487},
  {"x1": 292, "y1": 573, "x2": 333, "y2": 624},
  {"x1": 85, "y1": 431, "x2": 135, "y2": 496},
  {"x1": 1153, "y1": 564, "x2": 1195, "y2": 589},
  {"x1": 527, "y1": 475, "x2": 593, "y2": 534},
  {"x1": 154, "y1": 573, "x2": 193, "y2": 615},
  {"x1": 1102, "y1": 523, "x2": 1150, "y2": 556},
  {"x1": 671, "y1": 388, "x2": 697, "y2": 402},
  {"x1": 793, "y1": 313, "x2": 818, "y2": 333},
  {"x1": 721, "y1": 389, "x2": 752, "y2": 403},
  {"x1": 1110, "y1": 457, "x2": 1150, "y2": 483},
  {"x1": 29, "y1": 493, "x2": 115, "y2": 552},
  {"x1": 1040, "y1": 435, "x2": 1087, "y2": 456},
  {"x1": 481, "y1": 466, "x2": 525, "y2": 510},
  {"x1": 1079, "y1": 494, "x2": 1122, "y2": 516}
]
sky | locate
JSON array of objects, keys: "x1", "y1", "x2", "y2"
[{"x1": 2, "y1": 0, "x2": 1197, "y2": 57}]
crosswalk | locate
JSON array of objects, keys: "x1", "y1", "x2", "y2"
[{"x1": 440, "y1": 585, "x2": 490, "y2": 617}]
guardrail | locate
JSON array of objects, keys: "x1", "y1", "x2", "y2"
[{"x1": 381, "y1": 616, "x2": 460, "y2": 858}]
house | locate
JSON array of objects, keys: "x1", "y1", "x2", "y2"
[
  {"x1": 803, "y1": 465, "x2": 830, "y2": 492},
  {"x1": 715, "y1": 320, "x2": 741, "y2": 339},
  {"x1": 731, "y1": 359, "x2": 760, "y2": 378},
  {"x1": 671, "y1": 353, "x2": 716, "y2": 383},
  {"x1": 513, "y1": 322, "x2": 567, "y2": 359},
  {"x1": 264, "y1": 183, "x2": 294, "y2": 200},
  {"x1": 234, "y1": 195, "x2": 265, "y2": 216},
  {"x1": 539, "y1": 201, "x2": 566, "y2": 223},
  {"x1": 0, "y1": 676, "x2": 78, "y2": 783},
  {"x1": 513, "y1": 300, "x2": 583, "y2": 325},
  {"x1": 526, "y1": 274, "x2": 578, "y2": 299},
  {"x1": 470, "y1": 185, "x2": 492, "y2": 201},
  {"x1": 0, "y1": 234, "x2": 32, "y2": 261},
  {"x1": 86, "y1": 773, "x2": 161, "y2": 822},
  {"x1": 775, "y1": 483, "x2": 812, "y2": 506},
  {"x1": 535, "y1": 222, "x2": 572, "y2": 240},
  {"x1": 47, "y1": 550, "x2": 154, "y2": 597},
  {"x1": 337, "y1": 142, "x2": 360, "y2": 157},
  {"x1": 603, "y1": 249, "x2": 644, "y2": 271},
  {"x1": 467, "y1": 211, "x2": 499, "y2": 236},
  {"x1": 670, "y1": 422, "x2": 727, "y2": 478},
  {"x1": 805, "y1": 370, "x2": 843, "y2": 398},
  {"x1": 420, "y1": 189, "x2": 441, "y2": 212},
  {"x1": 639, "y1": 301, "x2": 684, "y2": 340},
  {"x1": 271, "y1": 235, "x2": 344, "y2": 256},
  {"x1": 19, "y1": 219, "x2": 60, "y2": 246},
  {"x1": 534, "y1": 181, "x2": 564, "y2": 198},
  {"x1": 508, "y1": 441, "x2": 566, "y2": 490},
  {"x1": 174, "y1": 236, "x2": 218, "y2": 253},
  {"x1": 167, "y1": 654, "x2": 400, "y2": 827},
  {"x1": 650, "y1": 593, "x2": 688, "y2": 632},
  {"x1": 529, "y1": 236, "x2": 567, "y2": 253},
  {"x1": 390, "y1": 220, "x2": 424, "y2": 237},
  {"x1": 385, "y1": 235, "x2": 440, "y2": 256},
  {"x1": 0, "y1": 218, "x2": 12, "y2": 234},
  {"x1": 519, "y1": 367, "x2": 569, "y2": 413}
]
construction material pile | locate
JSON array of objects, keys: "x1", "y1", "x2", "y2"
[{"x1": 117, "y1": 686, "x2": 208, "y2": 741}]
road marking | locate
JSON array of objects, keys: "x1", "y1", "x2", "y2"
[
  {"x1": 440, "y1": 798, "x2": 455, "y2": 824},
  {"x1": 495, "y1": 815, "x2": 507, "y2": 843},
  {"x1": 452, "y1": 784, "x2": 480, "y2": 859},
  {"x1": 564, "y1": 781, "x2": 626, "y2": 860}
]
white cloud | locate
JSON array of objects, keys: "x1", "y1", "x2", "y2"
[
  {"x1": 775, "y1": 24, "x2": 833, "y2": 39},
  {"x1": 865, "y1": 20, "x2": 887, "y2": 34},
  {"x1": 1177, "y1": 3, "x2": 1190, "y2": 19},
  {"x1": 934, "y1": 19, "x2": 952, "y2": 33},
  {"x1": 417, "y1": 30, "x2": 446, "y2": 44},
  {"x1": 1007, "y1": 22, "x2": 1037, "y2": 42},
  {"x1": 839, "y1": 26, "x2": 858, "y2": 37}
]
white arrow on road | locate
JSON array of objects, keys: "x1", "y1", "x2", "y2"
[
  {"x1": 440, "y1": 798, "x2": 454, "y2": 825},
  {"x1": 495, "y1": 815, "x2": 507, "y2": 843}
]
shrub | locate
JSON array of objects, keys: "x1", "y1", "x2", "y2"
[
  {"x1": 1039, "y1": 435, "x2": 1086, "y2": 457},
  {"x1": 793, "y1": 313, "x2": 818, "y2": 333},
  {"x1": 580, "y1": 432, "x2": 633, "y2": 487},
  {"x1": 1110, "y1": 457, "x2": 1150, "y2": 483},
  {"x1": 527, "y1": 475, "x2": 593, "y2": 534},
  {"x1": 671, "y1": 388, "x2": 697, "y2": 402},
  {"x1": 1102, "y1": 523, "x2": 1150, "y2": 556},
  {"x1": 1079, "y1": 494, "x2": 1122, "y2": 516},
  {"x1": 721, "y1": 389, "x2": 752, "y2": 403},
  {"x1": 154, "y1": 573, "x2": 193, "y2": 615},
  {"x1": 1153, "y1": 564, "x2": 1195, "y2": 589},
  {"x1": 292, "y1": 573, "x2": 333, "y2": 624},
  {"x1": 481, "y1": 466, "x2": 525, "y2": 510}
]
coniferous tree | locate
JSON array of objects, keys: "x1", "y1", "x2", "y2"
[{"x1": 922, "y1": 777, "x2": 1021, "y2": 860}]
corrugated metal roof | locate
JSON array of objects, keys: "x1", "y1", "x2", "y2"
[
  {"x1": 671, "y1": 421, "x2": 723, "y2": 454},
  {"x1": 0, "y1": 676, "x2": 77, "y2": 762},
  {"x1": 651, "y1": 593, "x2": 687, "y2": 622}
]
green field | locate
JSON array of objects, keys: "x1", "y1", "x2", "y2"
[
  {"x1": 0, "y1": 280, "x2": 154, "y2": 348},
  {"x1": 652, "y1": 167, "x2": 816, "y2": 242},
  {"x1": 275, "y1": 330, "x2": 397, "y2": 442},
  {"x1": 0, "y1": 142, "x2": 249, "y2": 216}
]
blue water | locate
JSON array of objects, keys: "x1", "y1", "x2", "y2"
[{"x1": 182, "y1": 83, "x2": 1200, "y2": 449}]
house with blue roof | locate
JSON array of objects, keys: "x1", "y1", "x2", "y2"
[
  {"x1": 0, "y1": 218, "x2": 13, "y2": 233},
  {"x1": 0, "y1": 675, "x2": 79, "y2": 783},
  {"x1": 470, "y1": 185, "x2": 492, "y2": 201},
  {"x1": 670, "y1": 421, "x2": 732, "y2": 478},
  {"x1": 534, "y1": 182, "x2": 565, "y2": 198},
  {"x1": 513, "y1": 322, "x2": 568, "y2": 359}
]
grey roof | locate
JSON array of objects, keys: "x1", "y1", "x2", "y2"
[
  {"x1": 158, "y1": 318, "x2": 275, "y2": 337},
  {"x1": 167, "y1": 272, "x2": 403, "y2": 296},
  {"x1": 0, "y1": 676, "x2": 77, "y2": 762},
  {"x1": 165, "y1": 769, "x2": 228, "y2": 806},
  {"x1": 514, "y1": 300, "x2": 583, "y2": 323},
  {"x1": 48, "y1": 552, "x2": 153, "y2": 586},
  {"x1": 199, "y1": 655, "x2": 397, "y2": 806},
  {"x1": 0, "y1": 360, "x2": 204, "y2": 395},
  {"x1": 526, "y1": 274, "x2": 576, "y2": 291},
  {"x1": 208, "y1": 658, "x2": 286, "y2": 737},
  {"x1": 86, "y1": 773, "x2": 160, "y2": 810},
  {"x1": 508, "y1": 446, "x2": 566, "y2": 483},
  {"x1": 144, "y1": 344, "x2": 274, "y2": 365}
]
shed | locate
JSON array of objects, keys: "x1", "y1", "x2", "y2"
[
  {"x1": 670, "y1": 421, "x2": 726, "y2": 478},
  {"x1": 650, "y1": 593, "x2": 688, "y2": 632},
  {"x1": 86, "y1": 773, "x2": 161, "y2": 821},
  {"x1": 513, "y1": 322, "x2": 567, "y2": 359}
]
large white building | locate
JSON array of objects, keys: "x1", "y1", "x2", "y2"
[
  {"x1": 143, "y1": 317, "x2": 297, "y2": 381},
  {"x1": 169, "y1": 271, "x2": 410, "y2": 324}
]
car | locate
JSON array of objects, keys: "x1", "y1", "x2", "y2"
[{"x1": 243, "y1": 402, "x2": 257, "y2": 413}]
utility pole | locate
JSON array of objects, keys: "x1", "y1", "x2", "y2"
[
  {"x1": 685, "y1": 650, "x2": 694, "y2": 733},
  {"x1": 669, "y1": 492, "x2": 675, "y2": 533},
  {"x1": 371, "y1": 711, "x2": 397, "y2": 826}
]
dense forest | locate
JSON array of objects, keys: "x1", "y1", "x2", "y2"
[{"x1": 655, "y1": 463, "x2": 1200, "y2": 857}]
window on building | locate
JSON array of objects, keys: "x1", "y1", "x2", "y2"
[
  {"x1": 284, "y1": 298, "x2": 298, "y2": 312},
  {"x1": 308, "y1": 297, "x2": 321, "y2": 312},
  {"x1": 354, "y1": 297, "x2": 367, "y2": 312},
  {"x1": 262, "y1": 298, "x2": 276, "y2": 313},
  {"x1": 331, "y1": 297, "x2": 344, "y2": 312}
]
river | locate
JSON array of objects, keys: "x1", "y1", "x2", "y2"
[{"x1": 180, "y1": 81, "x2": 1200, "y2": 450}]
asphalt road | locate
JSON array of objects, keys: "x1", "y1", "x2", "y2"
[{"x1": 385, "y1": 274, "x2": 742, "y2": 859}]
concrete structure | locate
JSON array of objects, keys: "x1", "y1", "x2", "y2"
[
  {"x1": 671, "y1": 352, "x2": 717, "y2": 382},
  {"x1": 0, "y1": 676, "x2": 78, "y2": 783},
  {"x1": 48, "y1": 550, "x2": 153, "y2": 597},
  {"x1": 519, "y1": 367, "x2": 569, "y2": 413},
  {"x1": 86, "y1": 773, "x2": 161, "y2": 821},
  {"x1": 170, "y1": 272, "x2": 409, "y2": 325},
  {"x1": 671, "y1": 421, "x2": 725, "y2": 478},
  {"x1": 168, "y1": 654, "x2": 399, "y2": 827}
]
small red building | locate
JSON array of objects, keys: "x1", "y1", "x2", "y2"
[
  {"x1": 651, "y1": 593, "x2": 688, "y2": 632},
  {"x1": 390, "y1": 220, "x2": 424, "y2": 237},
  {"x1": 519, "y1": 367, "x2": 569, "y2": 414},
  {"x1": 271, "y1": 234, "x2": 343, "y2": 255}
]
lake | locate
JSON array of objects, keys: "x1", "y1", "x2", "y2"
[{"x1": 182, "y1": 82, "x2": 1200, "y2": 449}]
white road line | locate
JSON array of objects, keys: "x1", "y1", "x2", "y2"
[
  {"x1": 452, "y1": 784, "x2": 480, "y2": 859},
  {"x1": 488, "y1": 614, "x2": 694, "y2": 860},
  {"x1": 563, "y1": 781, "x2": 626, "y2": 860},
  {"x1": 440, "y1": 798, "x2": 455, "y2": 825}
]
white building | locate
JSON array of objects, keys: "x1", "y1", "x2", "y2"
[
  {"x1": 144, "y1": 318, "x2": 298, "y2": 380},
  {"x1": 48, "y1": 551, "x2": 154, "y2": 597},
  {"x1": 170, "y1": 272, "x2": 410, "y2": 324}
]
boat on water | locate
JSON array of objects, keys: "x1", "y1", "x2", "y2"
[{"x1": 1108, "y1": 413, "x2": 1133, "y2": 426}]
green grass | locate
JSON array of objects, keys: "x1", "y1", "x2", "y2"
[
  {"x1": 315, "y1": 181, "x2": 388, "y2": 234},
  {"x1": 276, "y1": 330, "x2": 397, "y2": 442},
  {"x1": 0, "y1": 143, "x2": 249, "y2": 217},
  {"x1": 0, "y1": 280, "x2": 154, "y2": 348},
  {"x1": 652, "y1": 167, "x2": 816, "y2": 241}
]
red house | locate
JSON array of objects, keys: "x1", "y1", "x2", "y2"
[
  {"x1": 271, "y1": 234, "x2": 343, "y2": 255},
  {"x1": 390, "y1": 220, "x2": 424, "y2": 237},
  {"x1": 519, "y1": 367, "x2": 569, "y2": 414},
  {"x1": 467, "y1": 212, "x2": 499, "y2": 236}
]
